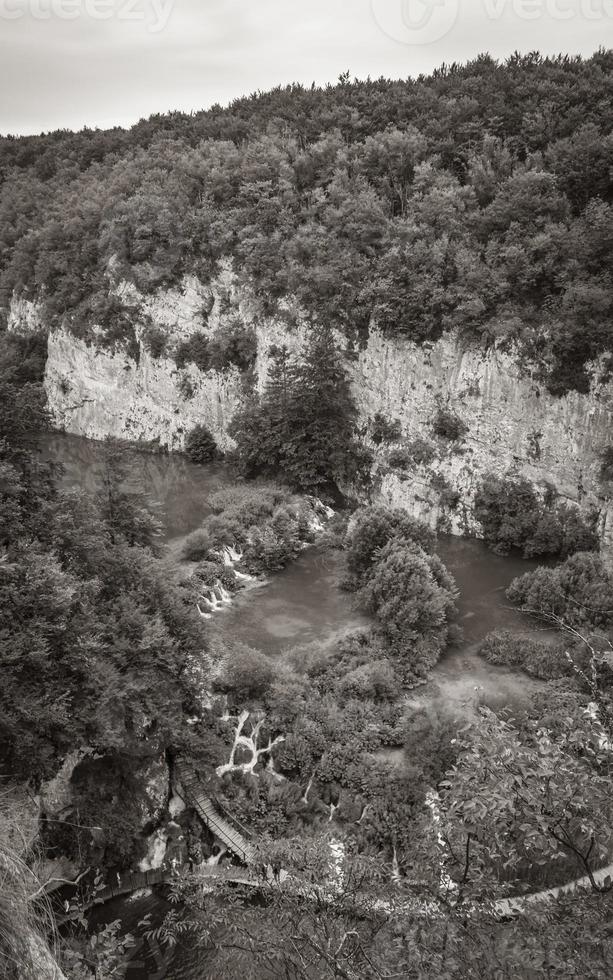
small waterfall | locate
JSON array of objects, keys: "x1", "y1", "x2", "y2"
[
  {"x1": 215, "y1": 580, "x2": 233, "y2": 605},
  {"x1": 139, "y1": 829, "x2": 168, "y2": 871}
]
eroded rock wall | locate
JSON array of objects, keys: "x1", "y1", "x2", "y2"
[{"x1": 8, "y1": 265, "x2": 612, "y2": 546}]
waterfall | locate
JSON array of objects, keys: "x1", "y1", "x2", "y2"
[{"x1": 139, "y1": 829, "x2": 168, "y2": 871}]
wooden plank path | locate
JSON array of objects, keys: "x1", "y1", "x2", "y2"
[
  {"x1": 56, "y1": 864, "x2": 260, "y2": 925},
  {"x1": 54, "y1": 759, "x2": 613, "y2": 926},
  {"x1": 174, "y1": 761, "x2": 257, "y2": 865}
]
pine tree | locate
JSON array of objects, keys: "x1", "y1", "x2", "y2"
[
  {"x1": 284, "y1": 327, "x2": 361, "y2": 492},
  {"x1": 231, "y1": 331, "x2": 370, "y2": 496}
]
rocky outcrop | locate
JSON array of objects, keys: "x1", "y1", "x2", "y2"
[
  {"x1": 354, "y1": 329, "x2": 613, "y2": 540},
  {"x1": 8, "y1": 262, "x2": 613, "y2": 547}
]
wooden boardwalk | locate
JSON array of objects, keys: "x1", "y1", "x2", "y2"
[
  {"x1": 55, "y1": 759, "x2": 613, "y2": 926},
  {"x1": 175, "y1": 761, "x2": 257, "y2": 865}
]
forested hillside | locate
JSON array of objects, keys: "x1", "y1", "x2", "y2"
[{"x1": 1, "y1": 51, "x2": 613, "y2": 393}]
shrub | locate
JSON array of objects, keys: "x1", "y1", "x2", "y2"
[
  {"x1": 478, "y1": 629, "x2": 571, "y2": 680},
  {"x1": 370, "y1": 412, "x2": 402, "y2": 445},
  {"x1": 345, "y1": 506, "x2": 436, "y2": 588},
  {"x1": 185, "y1": 424, "x2": 218, "y2": 463},
  {"x1": 430, "y1": 472, "x2": 460, "y2": 510},
  {"x1": 432, "y1": 407, "x2": 468, "y2": 442},
  {"x1": 387, "y1": 447, "x2": 413, "y2": 471},
  {"x1": 174, "y1": 331, "x2": 210, "y2": 371},
  {"x1": 194, "y1": 560, "x2": 236, "y2": 589},
  {"x1": 338, "y1": 660, "x2": 399, "y2": 701},
  {"x1": 474, "y1": 473, "x2": 598, "y2": 558},
  {"x1": 358, "y1": 539, "x2": 458, "y2": 677},
  {"x1": 141, "y1": 323, "x2": 168, "y2": 358},
  {"x1": 208, "y1": 319, "x2": 258, "y2": 372},
  {"x1": 177, "y1": 371, "x2": 196, "y2": 399},
  {"x1": 403, "y1": 436, "x2": 437, "y2": 466},
  {"x1": 180, "y1": 527, "x2": 212, "y2": 562},
  {"x1": 600, "y1": 447, "x2": 613, "y2": 484},
  {"x1": 507, "y1": 552, "x2": 613, "y2": 631},
  {"x1": 221, "y1": 644, "x2": 276, "y2": 701}
]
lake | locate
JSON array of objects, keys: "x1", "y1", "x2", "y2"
[{"x1": 43, "y1": 432, "x2": 546, "y2": 978}]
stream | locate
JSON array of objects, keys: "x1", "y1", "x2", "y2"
[{"x1": 42, "y1": 433, "x2": 547, "y2": 978}]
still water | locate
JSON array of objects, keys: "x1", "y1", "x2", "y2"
[{"x1": 43, "y1": 433, "x2": 544, "y2": 978}]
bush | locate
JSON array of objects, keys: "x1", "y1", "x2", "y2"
[
  {"x1": 403, "y1": 436, "x2": 437, "y2": 466},
  {"x1": 195, "y1": 560, "x2": 236, "y2": 589},
  {"x1": 474, "y1": 474, "x2": 598, "y2": 558},
  {"x1": 358, "y1": 539, "x2": 458, "y2": 677},
  {"x1": 220, "y1": 644, "x2": 276, "y2": 701},
  {"x1": 432, "y1": 407, "x2": 468, "y2": 442},
  {"x1": 387, "y1": 439, "x2": 437, "y2": 471},
  {"x1": 141, "y1": 323, "x2": 167, "y2": 358},
  {"x1": 185, "y1": 424, "x2": 218, "y2": 463},
  {"x1": 430, "y1": 472, "x2": 460, "y2": 510},
  {"x1": 478, "y1": 629, "x2": 571, "y2": 680},
  {"x1": 177, "y1": 372, "x2": 196, "y2": 399},
  {"x1": 180, "y1": 528, "x2": 212, "y2": 562},
  {"x1": 600, "y1": 447, "x2": 613, "y2": 484},
  {"x1": 387, "y1": 447, "x2": 413, "y2": 471},
  {"x1": 338, "y1": 660, "x2": 399, "y2": 701},
  {"x1": 208, "y1": 319, "x2": 258, "y2": 372},
  {"x1": 370, "y1": 413, "x2": 402, "y2": 445},
  {"x1": 345, "y1": 506, "x2": 436, "y2": 588},
  {"x1": 175, "y1": 331, "x2": 210, "y2": 371},
  {"x1": 507, "y1": 552, "x2": 613, "y2": 631}
]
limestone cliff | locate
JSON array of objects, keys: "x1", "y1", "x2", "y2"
[{"x1": 9, "y1": 263, "x2": 613, "y2": 546}]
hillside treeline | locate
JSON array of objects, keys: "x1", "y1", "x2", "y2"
[{"x1": 1, "y1": 50, "x2": 612, "y2": 393}]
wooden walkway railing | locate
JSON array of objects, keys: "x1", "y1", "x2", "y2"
[
  {"x1": 174, "y1": 761, "x2": 257, "y2": 865},
  {"x1": 56, "y1": 759, "x2": 613, "y2": 927}
]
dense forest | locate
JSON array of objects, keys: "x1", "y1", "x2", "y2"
[{"x1": 1, "y1": 51, "x2": 613, "y2": 393}]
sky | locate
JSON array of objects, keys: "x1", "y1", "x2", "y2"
[{"x1": 0, "y1": 0, "x2": 610, "y2": 136}]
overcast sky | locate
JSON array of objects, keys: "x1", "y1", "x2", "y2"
[{"x1": 0, "y1": 0, "x2": 609, "y2": 136}]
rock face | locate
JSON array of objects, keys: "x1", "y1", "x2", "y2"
[
  {"x1": 9, "y1": 263, "x2": 613, "y2": 548},
  {"x1": 353, "y1": 329, "x2": 613, "y2": 542}
]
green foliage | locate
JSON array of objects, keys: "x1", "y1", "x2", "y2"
[
  {"x1": 441, "y1": 707, "x2": 613, "y2": 890},
  {"x1": 96, "y1": 439, "x2": 162, "y2": 550},
  {"x1": 184, "y1": 424, "x2": 218, "y2": 463},
  {"x1": 174, "y1": 323, "x2": 257, "y2": 375},
  {"x1": 231, "y1": 331, "x2": 370, "y2": 495},
  {"x1": 2, "y1": 54, "x2": 613, "y2": 393},
  {"x1": 174, "y1": 331, "x2": 210, "y2": 371},
  {"x1": 432, "y1": 407, "x2": 468, "y2": 442},
  {"x1": 507, "y1": 552, "x2": 613, "y2": 630},
  {"x1": 386, "y1": 437, "x2": 442, "y2": 476},
  {"x1": 430, "y1": 472, "x2": 460, "y2": 510},
  {"x1": 207, "y1": 319, "x2": 257, "y2": 373},
  {"x1": 370, "y1": 412, "x2": 402, "y2": 445},
  {"x1": 220, "y1": 644, "x2": 276, "y2": 702},
  {"x1": 358, "y1": 539, "x2": 459, "y2": 677},
  {"x1": 478, "y1": 629, "x2": 572, "y2": 680},
  {"x1": 141, "y1": 323, "x2": 167, "y2": 358},
  {"x1": 474, "y1": 473, "x2": 599, "y2": 557},
  {"x1": 386, "y1": 447, "x2": 413, "y2": 471},
  {"x1": 180, "y1": 527, "x2": 212, "y2": 562},
  {"x1": 600, "y1": 446, "x2": 613, "y2": 484},
  {"x1": 345, "y1": 505, "x2": 436, "y2": 589}
]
